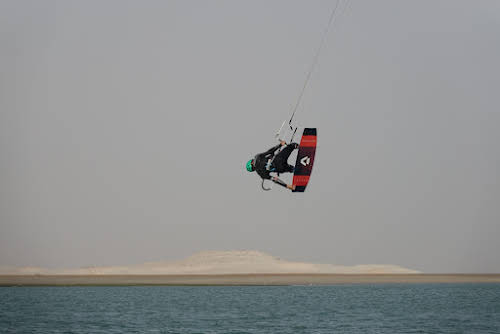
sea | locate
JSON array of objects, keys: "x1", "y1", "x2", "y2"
[{"x1": 1, "y1": 284, "x2": 499, "y2": 333}]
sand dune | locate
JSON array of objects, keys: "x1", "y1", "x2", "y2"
[{"x1": 0, "y1": 250, "x2": 420, "y2": 275}]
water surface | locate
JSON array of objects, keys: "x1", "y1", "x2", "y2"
[{"x1": 1, "y1": 284, "x2": 499, "y2": 333}]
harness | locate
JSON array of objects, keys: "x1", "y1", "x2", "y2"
[{"x1": 265, "y1": 158, "x2": 276, "y2": 172}]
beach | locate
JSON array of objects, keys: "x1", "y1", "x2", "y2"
[{"x1": 1, "y1": 274, "x2": 500, "y2": 286}]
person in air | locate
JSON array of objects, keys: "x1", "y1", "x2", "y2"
[{"x1": 246, "y1": 140, "x2": 298, "y2": 190}]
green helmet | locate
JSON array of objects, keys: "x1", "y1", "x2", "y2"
[{"x1": 246, "y1": 159, "x2": 255, "y2": 172}]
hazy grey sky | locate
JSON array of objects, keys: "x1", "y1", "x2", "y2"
[{"x1": 1, "y1": 0, "x2": 499, "y2": 272}]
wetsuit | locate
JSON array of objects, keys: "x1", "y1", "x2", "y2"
[{"x1": 253, "y1": 143, "x2": 298, "y2": 182}]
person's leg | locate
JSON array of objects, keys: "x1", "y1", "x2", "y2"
[
  {"x1": 273, "y1": 143, "x2": 298, "y2": 173},
  {"x1": 277, "y1": 143, "x2": 298, "y2": 159}
]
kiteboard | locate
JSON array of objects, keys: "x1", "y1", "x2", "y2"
[{"x1": 292, "y1": 128, "x2": 317, "y2": 192}]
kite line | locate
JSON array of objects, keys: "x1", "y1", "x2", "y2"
[{"x1": 287, "y1": 0, "x2": 349, "y2": 131}]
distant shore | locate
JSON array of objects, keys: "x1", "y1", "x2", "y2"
[{"x1": 1, "y1": 274, "x2": 499, "y2": 286}]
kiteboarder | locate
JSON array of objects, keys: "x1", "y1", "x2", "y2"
[{"x1": 246, "y1": 140, "x2": 298, "y2": 190}]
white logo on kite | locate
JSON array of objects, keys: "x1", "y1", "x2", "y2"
[{"x1": 300, "y1": 156, "x2": 311, "y2": 166}]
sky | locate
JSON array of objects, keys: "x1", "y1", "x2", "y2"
[{"x1": 1, "y1": 0, "x2": 499, "y2": 273}]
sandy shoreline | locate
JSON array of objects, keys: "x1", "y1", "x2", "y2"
[{"x1": 1, "y1": 274, "x2": 499, "y2": 286}]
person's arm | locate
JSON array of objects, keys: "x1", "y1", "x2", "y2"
[{"x1": 271, "y1": 176, "x2": 296, "y2": 190}]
